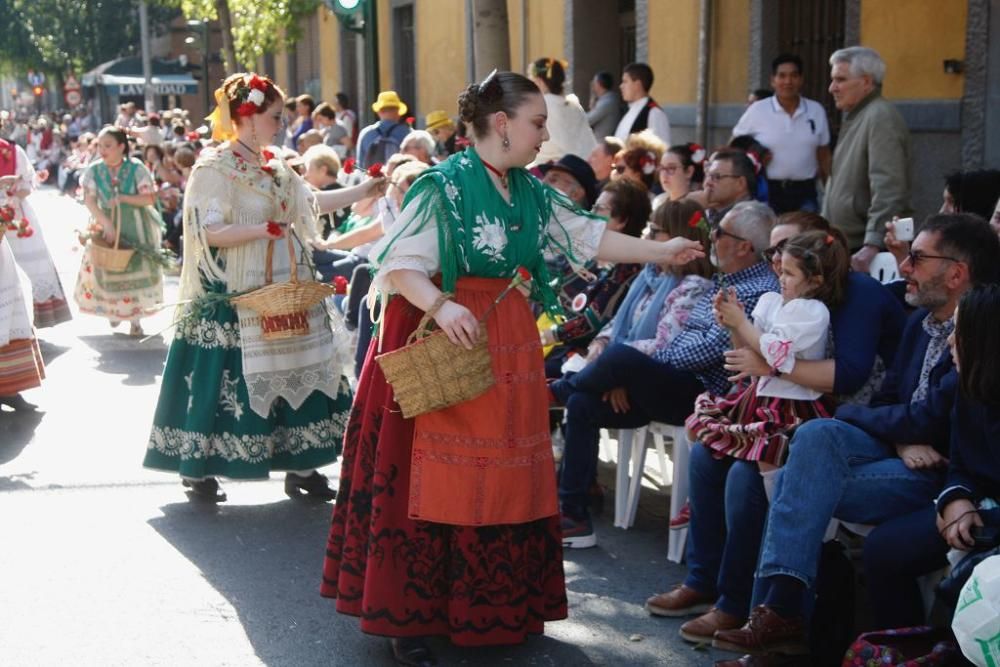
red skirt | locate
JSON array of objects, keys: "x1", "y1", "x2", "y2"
[
  {"x1": 685, "y1": 378, "x2": 831, "y2": 465},
  {"x1": 320, "y1": 281, "x2": 567, "y2": 646},
  {"x1": 0, "y1": 338, "x2": 44, "y2": 395}
]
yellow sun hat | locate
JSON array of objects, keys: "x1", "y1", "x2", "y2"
[{"x1": 371, "y1": 90, "x2": 407, "y2": 116}]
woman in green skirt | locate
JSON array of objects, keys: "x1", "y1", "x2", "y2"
[
  {"x1": 74, "y1": 126, "x2": 163, "y2": 337},
  {"x1": 144, "y1": 73, "x2": 382, "y2": 502}
]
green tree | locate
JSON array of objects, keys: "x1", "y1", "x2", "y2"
[
  {"x1": 0, "y1": 0, "x2": 178, "y2": 76},
  {"x1": 160, "y1": 0, "x2": 322, "y2": 71}
]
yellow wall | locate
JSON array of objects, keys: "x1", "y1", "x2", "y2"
[
  {"x1": 710, "y1": 0, "x2": 749, "y2": 104},
  {"x1": 378, "y1": 0, "x2": 393, "y2": 92},
  {"x1": 318, "y1": 6, "x2": 340, "y2": 102},
  {"x1": 860, "y1": 0, "x2": 965, "y2": 99},
  {"x1": 647, "y1": 0, "x2": 699, "y2": 104},
  {"x1": 509, "y1": 0, "x2": 565, "y2": 76},
  {"x1": 415, "y1": 0, "x2": 467, "y2": 118},
  {"x1": 273, "y1": 51, "x2": 290, "y2": 94}
]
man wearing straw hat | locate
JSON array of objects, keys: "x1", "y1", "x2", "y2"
[
  {"x1": 356, "y1": 90, "x2": 412, "y2": 169},
  {"x1": 425, "y1": 109, "x2": 457, "y2": 160}
]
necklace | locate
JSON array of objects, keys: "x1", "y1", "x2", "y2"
[
  {"x1": 480, "y1": 156, "x2": 509, "y2": 189},
  {"x1": 236, "y1": 138, "x2": 261, "y2": 163}
]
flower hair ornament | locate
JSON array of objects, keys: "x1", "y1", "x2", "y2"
[
  {"x1": 206, "y1": 74, "x2": 272, "y2": 142},
  {"x1": 688, "y1": 143, "x2": 706, "y2": 165},
  {"x1": 534, "y1": 58, "x2": 568, "y2": 80},
  {"x1": 639, "y1": 151, "x2": 657, "y2": 176},
  {"x1": 745, "y1": 150, "x2": 763, "y2": 175}
]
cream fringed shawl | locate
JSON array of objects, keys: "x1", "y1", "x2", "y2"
[{"x1": 177, "y1": 145, "x2": 352, "y2": 417}]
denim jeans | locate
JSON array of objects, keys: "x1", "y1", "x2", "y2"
[
  {"x1": 684, "y1": 445, "x2": 770, "y2": 617},
  {"x1": 556, "y1": 343, "x2": 704, "y2": 518},
  {"x1": 755, "y1": 419, "x2": 943, "y2": 592}
]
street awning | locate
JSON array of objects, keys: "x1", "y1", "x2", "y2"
[{"x1": 81, "y1": 57, "x2": 199, "y2": 96}]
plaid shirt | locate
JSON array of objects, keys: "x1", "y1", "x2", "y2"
[{"x1": 654, "y1": 261, "x2": 780, "y2": 395}]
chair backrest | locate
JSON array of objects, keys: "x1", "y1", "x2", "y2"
[{"x1": 869, "y1": 251, "x2": 901, "y2": 284}]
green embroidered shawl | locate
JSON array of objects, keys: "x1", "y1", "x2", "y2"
[{"x1": 377, "y1": 147, "x2": 601, "y2": 316}]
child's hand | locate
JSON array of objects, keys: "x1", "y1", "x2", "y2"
[{"x1": 714, "y1": 287, "x2": 746, "y2": 328}]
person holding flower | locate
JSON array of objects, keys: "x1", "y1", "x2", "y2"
[
  {"x1": 73, "y1": 126, "x2": 163, "y2": 337},
  {"x1": 319, "y1": 70, "x2": 703, "y2": 665},
  {"x1": 143, "y1": 73, "x2": 384, "y2": 503}
]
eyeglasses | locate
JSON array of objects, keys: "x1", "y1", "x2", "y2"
[
  {"x1": 712, "y1": 225, "x2": 747, "y2": 243},
  {"x1": 904, "y1": 250, "x2": 960, "y2": 267},
  {"x1": 706, "y1": 172, "x2": 741, "y2": 183},
  {"x1": 763, "y1": 239, "x2": 788, "y2": 263},
  {"x1": 612, "y1": 164, "x2": 626, "y2": 174},
  {"x1": 646, "y1": 225, "x2": 669, "y2": 237},
  {"x1": 659, "y1": 164, "x2": 680, "y2": 175}
]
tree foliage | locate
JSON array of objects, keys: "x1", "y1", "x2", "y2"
[
  {"x1": 0, "y1": 0, "x2": 178, "y2": 76},
  {"x1": 159, "y1": 0, "x2": 322, "y2": 70}
]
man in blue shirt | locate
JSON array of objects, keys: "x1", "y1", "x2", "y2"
[
  {"x1": 554, "y1": 201, "x2": 779, "y2": 549},
  {"x1": 712, "y1": 214, "x2": 1000, "y2": 662}
]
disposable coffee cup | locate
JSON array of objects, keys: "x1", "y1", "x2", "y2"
[{"x1": 894, "y1": 217, "x2": 915, "y2": 242}]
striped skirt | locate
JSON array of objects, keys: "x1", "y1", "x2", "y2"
[
  {"x1": 685, "y1": 378, "x2": 830, "y2": 466},
  {"x1": 0, "y1": 338, "x2": 44, "y2": 395}
]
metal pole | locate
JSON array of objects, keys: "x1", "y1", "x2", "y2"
[
  {"x1": 366, "y1": 0, "x2": 380, "y2": 125},
  {"x1": 139, "y1": 0, "x2": 155, "y2": 113},
  {"x1": 466, "y1": 0, "x2": 476, "y2": 83},
  {"x1": 695, "y1": 0, "x2": 712, "y2": 148}
]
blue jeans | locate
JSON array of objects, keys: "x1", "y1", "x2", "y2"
[
  {"x1": 556, "y1": 343, "x2": 704, "y2": 518},
  {"x1": 755, "y1": 419, "x2": 943, "y2": 593},
  {"x1": 684, "y1": 446, "x2": 770, "y2": 617}
]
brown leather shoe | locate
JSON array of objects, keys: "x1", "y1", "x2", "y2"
[
  {"x1": 679, "y1": 607, "x2": 745, "y2": 643},
  {"x1": 644, "y1": 584, "x2": 715, "y2": 618},
  {"x1": 712, "y1": 605, "x2": 808, "y2": 655}
]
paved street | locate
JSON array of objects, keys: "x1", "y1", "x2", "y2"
[{"x1": 1, "y1": 189, "x2": 723, "y2": 666}]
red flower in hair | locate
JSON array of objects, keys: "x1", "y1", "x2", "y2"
[
  {"x1": 367, "y1": 162, "x2": 384, "y2": 178},
  {"x1": 343, "y1": 158, "x2": 356, "y2": 175},
  {"x1": 185, "y1": 131, "x2": 200, "y2": 141},
  {"x1": 688, "y1": 211, "x2": 703, "y2": 228},
  {"x1": 236, "y1": 102, "x2": 258, "y2": 117},
  {"x1": 247, "y1": 75, "x2": 269, "y2": 92},
  {"x1": 262, "y1": 149, "x2": 275, "y2": 162},
  {"x1": 824, "y1": 234, "x2": 834, "y2": 245},
  {"x1": 332, "y1": 275, "x2": 349, "y2": 295}
]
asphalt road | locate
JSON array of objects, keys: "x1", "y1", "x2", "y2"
[{"x1": 0, "y1": 189, "x2": 724, "y2": 666}]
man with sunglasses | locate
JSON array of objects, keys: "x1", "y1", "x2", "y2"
[
  {"x1": 704, "y1": 149, "x2": 755, "y2": 226},
  {"x1": 714, "y1": 214, "x2": 1000, "y2": 662}
]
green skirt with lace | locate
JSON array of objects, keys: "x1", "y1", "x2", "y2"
[{"x1": 143, "y1": 301, "x2": 350, "y2": 479}]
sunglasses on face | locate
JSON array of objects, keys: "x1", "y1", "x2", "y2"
[
  {"x1": 904, "y1": 250, "x2": 960, "y2": 267},
  {"x1": 711, "y1": 226, "x2": 747, "y2": 243},
  {"x1": 763, "y1": 239, "x2": 788, "y2": 263},
  {"x1": 706, "y1": 172, "x2": 741, "y2": 183}
]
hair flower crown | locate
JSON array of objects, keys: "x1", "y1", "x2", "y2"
[{"x1": 233, "y1": 74, "x2": 271, "y2": 117}]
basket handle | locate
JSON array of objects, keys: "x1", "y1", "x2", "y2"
[
  {"x1": 286, "y1": 229, "x2": 299, "y2": 284},
  {"x1": 262, "y1": 232, "x2": 298, "y2": 287},
  {"x1": 264, "y1": 240, "x2": 275, "y2": 285},
  {"x1": 111, "y1": 191, "x2": 122, "y2": 250},
  {"x1": 407, "y1": 292, "x2": 453, "y2": 344}
]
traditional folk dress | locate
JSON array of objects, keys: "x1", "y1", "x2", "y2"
[
  {"x1": 143, "y1": 146, "x2": 352, "y2": 479},
  {"x1": 73, "y1": 158, "x2": 163, "y2": 323},
  {"x1": 686, "y1": 292, "x2": 832, "y2": 466},
  {"x1": 0, "y1": 138, "x2": 72, "y2": 328},
  {"x1": 0, "y1": 235, "x2": 44, "y2": 396},
  {"x1": 320, "y1": 148, "x2": 606, "y2": 646}
]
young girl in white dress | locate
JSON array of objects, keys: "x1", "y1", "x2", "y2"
[{"x1": 686, "y1": 230, "x2": 850, "y2": 486}]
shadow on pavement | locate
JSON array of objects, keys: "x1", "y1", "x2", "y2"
[
  {"x1": 36, "y1": 338, "x2": 72, "y2": 365},
  {"x1": 148, "y1": 496, "x2": 601, "y2": 666},
  {"x1": 0, "y1": 410, "x2": 44, "y2": 465},
  {"x1": 77, "y1": 334, "x2": 168, "y2": 386}
]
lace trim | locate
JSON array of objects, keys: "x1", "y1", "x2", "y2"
[{"x1": 148, "y1": 413, "x2": 348, "y2": 463}]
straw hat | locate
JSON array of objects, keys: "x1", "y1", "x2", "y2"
[
  {"x1": 425, "y1": 110, "x2": 454, "y2": 132},
  {"x1": 371, "y1": 90, "x2": 407, "y2": 116}
]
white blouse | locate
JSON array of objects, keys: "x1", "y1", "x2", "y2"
[
  {"x1": 752, "y1": 292, "x2": 830, "y2": 400},
  {"x1": 368, "y1": 187, "x2": 606, "y2": 297},
  {"x1": 535, "y1": 93, "x2": 598, "y2": 165}
]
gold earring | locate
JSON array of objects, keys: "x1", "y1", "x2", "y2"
[{"x1": 502, "y1": 134, "x2": 511, "y2": 151}]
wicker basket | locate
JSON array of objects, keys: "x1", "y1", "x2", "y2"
[
  {"x1": 376, "y1": 293, "x2": 496, "y2": 419},
  {"x1": 230, "y1": 235, "x2": 336, "y2": 340},
  {"x1": 89, "y1": 203, "x2": 134, "y2": 272}
]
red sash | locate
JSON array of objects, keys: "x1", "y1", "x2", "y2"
[{"x1": 0, "y1": 139, "x2": 16, "y2": 177}]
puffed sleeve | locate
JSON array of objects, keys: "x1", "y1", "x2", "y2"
[
  {"x1": 13, "y1": 145, "x2": 35, "y2": 192},
  {"x1": 183, "y1": 165, "x2": 230, "y2": 229},
  {"x1": 368, "y1": 188, "x2": 442, "y2": 295},
  {"x1": 79, "y1": 161, "x2": 99, "y2": 199},
  {"x1": 758, "y1": 297, "x2": 830, "y2": 373},
  {"x1": 132, "y1": 159, "x2": 156, "y2": 194},
  {"x1": 544, "y1": 196, "x2": 606, "y2": 272}
]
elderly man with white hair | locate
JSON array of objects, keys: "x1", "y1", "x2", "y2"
[
  {"x1": 400, "y1": 130, "x2": 436, "y2": 164},
  {"x1": 822, "y1": 46, "x2": 912, "y2": 272}
]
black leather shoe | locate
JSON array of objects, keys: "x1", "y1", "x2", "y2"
[
  {"x1": 182, "y1": 477, "x2": 227, "y2": 502},
  {"x1": 284, "y1": 471, "x2": 336, "y2": 501},
  {"x1": 0, "y1": 394, "x2": 38, "y2": 411},
  {"x1": 389, "y1": 638, "x2": 437, "y2": 667}
]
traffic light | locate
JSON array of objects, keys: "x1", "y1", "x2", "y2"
[
  {"x1": 32, "y1": 86, "x2": 43, "y2": 96},
  {"x1": 326, "y1": 0, "x2": 364, "y2": 16}
]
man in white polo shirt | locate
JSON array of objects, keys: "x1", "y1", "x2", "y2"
[{"x1": 732, "y1": 54, "x2": 831, "y2": 214}]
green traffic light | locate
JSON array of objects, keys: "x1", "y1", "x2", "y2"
[{"x1": 326, "y1": 0, "x2": 364, "y2": 16}]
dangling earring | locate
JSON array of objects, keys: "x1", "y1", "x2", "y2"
[{"x1": 502, "y1": 134, "x2": 511, "y2": 152}]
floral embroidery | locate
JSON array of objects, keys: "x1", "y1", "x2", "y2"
[
  {"x1": 218, "y1": 369, "x2": 245, "y2": 420},
  {"x1": 471, "y1": 213, "x2": 508, "y2": 262},
  {"x1": 176, "y1": 316, "x2": 241, "y2": 348}
]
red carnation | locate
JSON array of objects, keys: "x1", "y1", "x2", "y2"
[
  {"x1": 405, "y1": 116, "x2": 415, "y2": 126},
  {"x1": 687, "y1": 210, "x2": 703, "y2": 228},
  {"x1": 261, "y1": 165, "x2": 274, "y2": 175},
  {"x1": 332, "y1": 275, "x2": 349, "y2": 295},
  {"x1": 248, "y1": 75, "x2": 268, "y2": 92},
  {"x1": 367, "y1": 162, "x2": 384, "y2": 178},
  {"x1": 516, "y1": 266, "x2": 532, "y2": 282},
  {"x1": 266, "y1": 221, "x2": 282, "y2": 238},
  {"x1": 262, "y1": 149, "x2": 275, "y2": 162},
  {"x1": 343, "y1": 158, "x2": 355, "y2": 175},
  {"x1": 236, "y1": 102, "x2": 258, "y2": 117}
]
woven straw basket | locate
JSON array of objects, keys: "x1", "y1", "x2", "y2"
[
  {"x1": 230, "y1": 235, "x2": 336, "y2": 340},
  {"x1": 376, "y1": 293, "x2": 496, "y2": 419},
  {"x1": 89, "y1": 204, "x2": 134, "y2": 272}
]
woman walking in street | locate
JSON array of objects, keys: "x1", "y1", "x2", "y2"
[
  {"x1": 0, "y1": 227, "x2": 44, "y2": 411},
  {"x1": 73, "y1": 126, "x2": 163, "y2": 337},
  {"x1": 319, "y1": 70, "x2": 703, "y2": 666}
]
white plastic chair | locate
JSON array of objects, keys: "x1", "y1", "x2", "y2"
[
  {"x1": 869, "y1": 251, "x2": 901, "y2": 284},
  {"x1": 612, "y1": 423, "x2": 691, "y2": 561}
]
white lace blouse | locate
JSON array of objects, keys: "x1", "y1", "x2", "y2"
[{"x1": 752, "y1": 292, "x2": 831, "y2": 400}]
